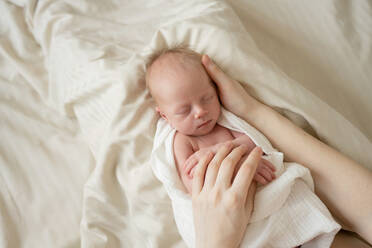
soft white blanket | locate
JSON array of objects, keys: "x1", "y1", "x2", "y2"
[
  {"x1": 152, "y1": 108, "x2": 341, "y2": 248},
  {"x1": 1, "y1": 0, "x2": 371, "y2": 247}
]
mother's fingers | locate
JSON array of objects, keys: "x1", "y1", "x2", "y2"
[
  {"x1": 232, "y1": 147, "x2": 262, "y2": 198},
  {"x1": 215, "y1": 145, "x2": 249, "y2": 189},
  {"x1": 204, "y1": 142, "x2": 234, "y2": 189},
  {"x1": 245, "y1": 181, "x2": 257, "y2": 216},
  {"x1": 201, "y1": 54, "x2": 231, "y2": 88},
  {"x1": 192, "y1": 152, "x2": 214, "y2": 195}
]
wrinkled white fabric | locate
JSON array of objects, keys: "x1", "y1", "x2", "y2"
[
  {"x1": 1, "y1": 0, "x2": 371, "y2": 247},
  {"x1": 152, "y1": 108, "x2": 341, "y2": 247}
]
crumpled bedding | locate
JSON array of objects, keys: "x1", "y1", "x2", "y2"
[{"x1": 1, "y1": 0, "x2": 371, "y2": 247}]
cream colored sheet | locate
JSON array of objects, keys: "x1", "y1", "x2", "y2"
[
  {"x1": 0, "y1": 2, "x2": 93, "y2": 247},
  {"x1": 0, "y1": 0, "x2": 371, "y2": 247},
  {"x1": 227, "y1": 0, "x2": 372, "y2": 143}
]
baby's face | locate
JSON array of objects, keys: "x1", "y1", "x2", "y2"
[{"x1": 149, "y1": 56, "x2": 220, "y2": 136}]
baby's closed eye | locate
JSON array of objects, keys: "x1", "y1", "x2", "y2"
[
  {"x1": 175, "y1": 106, "x2": 190, "y2": 115},
  {"x1": 201, "y1": 94, "x2": 214, "y2": 103}
]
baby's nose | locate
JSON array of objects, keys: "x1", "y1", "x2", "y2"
[{"x1": 194, "y1": 107, "x2": 207, "y2": 119}]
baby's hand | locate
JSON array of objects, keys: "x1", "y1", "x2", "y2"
[
  {"x1": 184, "y1": 147, "x2": 215, "y2": 178},
  {"x1": 254, "y1": 158, "x2": 276, "y2": 185}
]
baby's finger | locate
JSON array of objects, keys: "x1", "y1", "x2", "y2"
[
  {"x1": 184, "y1": 156, "x2": 194, "y2": 169},
  {"x1": 254, "y1": 174, "x2": 267, "y2": 185},
  {"x1": 188, "y1": 161, "x2": 199, "y2": 179},
  {"x1": 192, "y1": 152, "x2": 214, "y2": 195},
  {"x1": 261, "y1": 161, "x2": 276, "y2": 179},
  {"x1": 190, "y1": 167, "x2": 195, "y2": 178},
  {"x1": 185, "y1": 157, "x2": 197, "y2": 175},
  {"x1": 263, "y1": 163, "x2": 276, "y2": 179},
  {"x1": 263, "y1": 158, "x2": 276, "y2": 172},
  {"x1": 257, "y1": 167, "x2": 274, "y2": 182}
]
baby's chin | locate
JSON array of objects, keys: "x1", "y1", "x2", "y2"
[
  {"x1": 176, "y1": 127, "x2": 211, "y2": 136},
  {"x1": 187, "y1": 127, "x2": 214, "y2": 137},
  {"x1": 176, "y1": 120, "x2": 217, "y2": 136},
  {"x1": 190, "y1": 121, "x2": 216, "y2": 136}
]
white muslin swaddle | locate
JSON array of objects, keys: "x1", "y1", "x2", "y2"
[{"x1": 151, "y1": 108, "x2": 340, "y2": 248}]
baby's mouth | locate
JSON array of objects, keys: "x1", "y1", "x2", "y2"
[{"x1": 197, "y1": 120, "x2": 211, "y2": 128}]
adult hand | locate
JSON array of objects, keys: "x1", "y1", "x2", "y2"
[
  {"x1": 192, "y1": 143, "x2": 262, "y2": 248},
  {"x1": 184, "y1": 147, "x2": 216, "y2": 178},
  {"x1": 201, "y1": 54, "x2": 260, "y2": 119}
]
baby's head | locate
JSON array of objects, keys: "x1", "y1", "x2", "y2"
[{"x1": 146, "y1": 47, "x2": 220, "y2": 136}]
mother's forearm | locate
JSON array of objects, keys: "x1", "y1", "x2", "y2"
[{"x1": 242, "y1": 102, "x2": 372, "y2": 243}]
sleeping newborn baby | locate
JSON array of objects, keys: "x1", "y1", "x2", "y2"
[
  {"x1": 148, "y1": 47, "x2": 340, "y2": 248},
  {"x1": 146, "y1": 47, "x2": 276, "y2": 193}
]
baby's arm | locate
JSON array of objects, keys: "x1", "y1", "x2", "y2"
[
  {"x1": 229, "y1": 130, "x2": 256, "y2": 152},
  {"x1": 173, "y1": 132, "x2": 196, "y2": 180}
]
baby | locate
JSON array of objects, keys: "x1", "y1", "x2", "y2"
[{"x1": 146, "y1": 47, "x2": 276, "y2": 193}]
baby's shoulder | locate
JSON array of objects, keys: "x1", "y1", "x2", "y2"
[
  {"x1": 214, "y1": 124, "x2": 235, "y2": 136},
  {"x1": 173, "y1": 131, "x2": 194, "y2": 150},
  {"x1": 174, "y1": 131, "x2": 188, "y2": 143}
]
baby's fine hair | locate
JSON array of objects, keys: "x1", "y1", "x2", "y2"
[{"x1": 145, "y1": 45, "x2": 202, "y2": 88}]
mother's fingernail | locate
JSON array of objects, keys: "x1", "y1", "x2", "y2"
[
  {"x1": 203, "y1": 54, "x2": 210, "y2": 65},
  {"x1": 205, "y1": 54, "x2": 210, "y2": 63},
  {"x1": 255, "y1": 146, "x2": 262, "y2": 154}
]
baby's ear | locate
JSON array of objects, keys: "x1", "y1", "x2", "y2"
[{"x1": 156, "y1": 106, "x2": 168, "y2": 121}]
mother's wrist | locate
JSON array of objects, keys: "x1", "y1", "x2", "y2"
[
  {"x1": 195, "y1": 240, "x2": 239, "y2": 248},
  {"x1": 236, "y1": 97, "x2": 263, "y2": 123}
]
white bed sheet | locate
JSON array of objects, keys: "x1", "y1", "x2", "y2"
[
  {"x1": 1, "y1": 0, "x2": 371, "y2": 247},
  {"x1": 0, "y1": 2, "x2": 94, "y2": 247}
]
